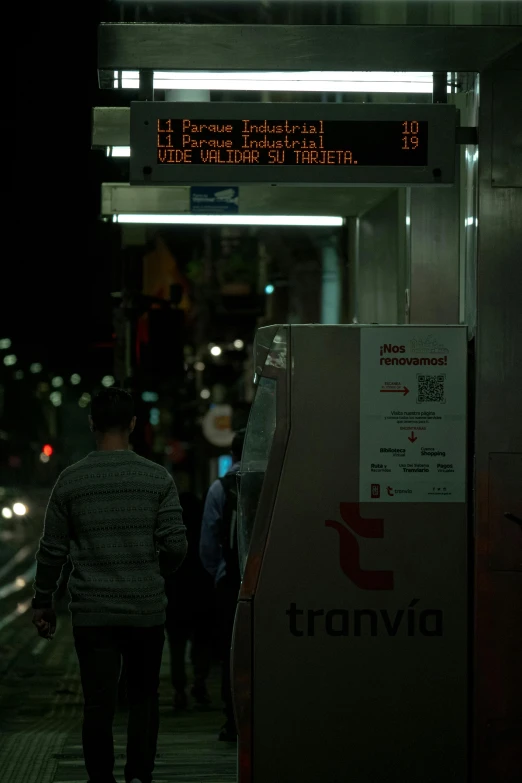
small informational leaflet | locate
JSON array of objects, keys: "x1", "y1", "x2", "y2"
[
  {"x1": 190, "y1": 186, "x2": 239, "y2": 215},
  {"x1": 359, "y1": 327, "x2": 467, "y2": 503}
]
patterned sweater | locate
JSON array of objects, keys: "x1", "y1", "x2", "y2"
[{"x1": 32, "y1": 450, "x2": 187, "y2": 627}]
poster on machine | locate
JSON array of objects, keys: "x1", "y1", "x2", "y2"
[{"x1": 359, "y1": 327, "x2": 467, "y2": 503}]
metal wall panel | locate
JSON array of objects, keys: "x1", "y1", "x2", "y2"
[
  {"x1": 356, "y1": 191, "x2": 405, "y2": 324},
  {"x1": 347, "y1": 0, "x2": 522, "y2": 26},
  {"x1": 474, "y1": 572, "x2": 522, "y2": 782},
  {"x1": 488, "y1": 453, "x2": 522, "y2": 573},
  {"x1": 492, "y1": 69, "x2": 522, "y2": 187},
  {"x1": 92, "y1": 107, "x2": 130, "y2": 147},
  {"x1": 409, "y1": 179, "x2": 460, "y2": 324},
  {"x1": 98, "y1": 24, "x2": 522, "y2": 72},
  {"x1": 474, "y1": 48, "x2": 522, "y2": 783}
]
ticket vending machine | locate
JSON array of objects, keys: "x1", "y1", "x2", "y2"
[{"x1": 231, "y1": 324, "x2": 468, "y2": 783}]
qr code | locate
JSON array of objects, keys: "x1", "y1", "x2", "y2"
[{"x1": 417, "y1": 374, "x2": 446, "y2": 404}]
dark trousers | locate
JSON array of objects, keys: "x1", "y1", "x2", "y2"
[
  {"x1": 165, "y1": 610, "x2": 213, "y2": 694},
  {"x1": 73, "y1": 625, "x2": 165, "y2": 783},
  {"x1": 215, "y1": 578, "x2": 239, "y2": 728}
]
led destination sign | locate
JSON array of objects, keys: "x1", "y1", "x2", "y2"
[
  {"x1": 156, "y1": 118, "x2": 428, "y2": 167},
  {"x1": 130, "y1": 103, "x2": 457, "y2": 185}
]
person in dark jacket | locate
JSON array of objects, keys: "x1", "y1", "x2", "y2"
[
  {"x1": 165, "y1": 491, "x2": 214, "y2": 710},
  {"x1": 200, "y1": 431, "x2": 245, "y2": 742}
]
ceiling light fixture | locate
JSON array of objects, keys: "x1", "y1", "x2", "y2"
[
  {"x1": 112, "y1": 70, "x2": 448, "y2": 95},
  {"x1": 113, "y1": 214, "x2": 344, "y2": 228}
]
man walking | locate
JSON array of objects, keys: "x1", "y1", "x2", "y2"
[
  {"x1": 31, "y1": 388, "x2": 187, "y2": 783},
  {"x1": 199, "y1": 430, "x2": 244, "y2": 742}
]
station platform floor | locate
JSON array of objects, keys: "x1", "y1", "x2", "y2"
[
  {"x1": 0, "y1": 487, "x2": 236, "y2": 783},
  {"x1": 0, "y1": 620, "x2": 237, "y2": 783}
]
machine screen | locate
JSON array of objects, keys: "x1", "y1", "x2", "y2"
[
  {"x1": 218, "y1": 454, "x2": 233, "y2": 478},
  {"x1": 238, "y1": 375, "x2": 278, "y2": 575},
  {"x1": 157, "y1": 118, "x2": 428, "y2": 167}
]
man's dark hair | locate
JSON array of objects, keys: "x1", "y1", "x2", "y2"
[
  {"x1": 90, "y1": 388, "x2": 135, "y2": 433},
  {"x1": 231, "y1": 429, "x2": 246, "y2": 462}
]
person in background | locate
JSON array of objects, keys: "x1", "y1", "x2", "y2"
[
  {"x1": 31, "y1": 388, "x2": 187, "y2": 783},
  {"x1": 165, "y1": 491, "x2": 214, "y2": 711},
  {"x1": 200, "y1": 430, "x2": 245, "y2": 743}
]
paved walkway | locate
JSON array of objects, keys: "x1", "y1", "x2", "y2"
[
  {"x1": 0, "y1": 619, "x2": 237, "y2": 783},
  {"x1": 0, "y1": 487, "x2": 236, "y2": 782}
]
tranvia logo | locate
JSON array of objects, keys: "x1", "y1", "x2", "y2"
[{"x1": 285, "y1": 503, "x2": 443, "y2": 639}]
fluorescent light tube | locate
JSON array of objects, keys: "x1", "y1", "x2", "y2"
[
  {"x1": 106, "y1": 146, "x2": 131, "y2": 157},
  {"x1": 113, "y1": 214, "x2": 344, "y2": 227},
  {"x1": 112, "y1": 70, "x2": 448, "y2": 94}
]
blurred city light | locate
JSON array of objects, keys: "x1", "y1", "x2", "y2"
[
  {"x1": 194, "y1": 362, "x2": 205, "y2": 372},
  {"x1": 14, "y1": 370, "x2": 24, "y2": 380},
  {"x1": 200, "y1": 389, "x2": 211, "y2": 400},
  {"x1": 2, "y1": 507, "x2": 13, "y2": 519},
  {"x1": 39, "y1": 453, "x2": 50, "y2": 464},
  {"x1": 265, "y1": 284, "x2": 275, "y2": 295},
  {"x1": 51, "y1": 376, "x2": 64, "y2": 388},
  {"x1": 78, "y1": 392, "x2": 91, "y2": 409},
  {"x1": 15, "y1": 599, "x2": 32, "y2": 617},
  {"x1": 50, "y1": 391, "x2": 62, "y2": 407},
  {"x1": 13, "y1": 503, "x2": 27, "y2": 516},
  {"x1": 42, "y1": 444, "x2": 53, "y2": 457},
  {"x1": 210, "y1": 346, "x2": 222, "y2": 357},
  {"x1": 0, "y1": 338, "x2": 11, "y2": 350},
  {"x1": 70, "y1": 374, "x2": 81, "y2": 385},
  {"x1": 233, "y1": 339, "x2": 244, "y2": 350},
  {"x1": 142, "y1": 391, "x2": 159, "y2": 402},
  {"x1": 149, "y1": 407, "x2": 160, "y2": 425},
  {"x1": 3, "y1": 354, "x2": 17, "y2": 366},
  {"x1": 114, "y1": 214, "x2": 344, "y2": 227},
  {"x1": 15, "y1": 577, "x2": 26, "y2": 588},
  {"x1": 101, "y1": 375, "x2": 115, "y2": 388},
  {"x1": 30, "y1": 363, "x2": 42, "y2": 374}
]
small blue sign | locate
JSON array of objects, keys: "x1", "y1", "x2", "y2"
[{"x1": 191, "y1": 186, "x2": 239, "y2": 215}]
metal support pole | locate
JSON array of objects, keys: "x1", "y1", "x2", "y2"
[
  {"x1": 139, "y1": 69, "x2": 154, "y2": 101},
  {"x1": 321, "y1": 239, "x2": 341, "y2": 325},
  {"x1": 433, "y1": 71, "x2": 447, "y2": 104}
]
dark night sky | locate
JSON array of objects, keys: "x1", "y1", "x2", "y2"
[
  {"x1": 6, "y1": 3, "x2": 110, "y2": 375},
  {"x1": 4, "y1": 1, "x2": 296, "y2": 375}
]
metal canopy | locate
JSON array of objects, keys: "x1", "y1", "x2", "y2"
[
  {"x1": 98, "y1": 24, "x2": 522, "y2": 73},
  {"x1": 92, "y1": 107, "x2": 130, "y2": 147},
  {"x1": 101, "y1": 182, "x2": 393, "y2": 218}
]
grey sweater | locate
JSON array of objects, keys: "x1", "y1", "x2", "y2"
[{"x1": 32, "y1": 450, "x2": 187, "y2": 627}]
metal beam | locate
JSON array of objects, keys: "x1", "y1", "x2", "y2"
[
  {"x1": 98, "y1": 24, "x2": 522, "y2": 72},
  {"x1": 92, "y1": 107, "x2": 130, "y2": 147},
  {"x1": 101, "y1": 182, "x2": 393, "y2": 218}
]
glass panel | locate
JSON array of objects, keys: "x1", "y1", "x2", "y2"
[{"x1": 237, "y1": 375, "x2": 277, "y2": 576}]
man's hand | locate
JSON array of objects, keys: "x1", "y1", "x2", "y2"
[{"x1": 32, "y1": 608, "x2": 57, "y2": 641}]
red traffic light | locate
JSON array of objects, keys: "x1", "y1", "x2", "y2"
[{"x1": 42, "y1": 444, "x2": 53, "y2": 457}]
